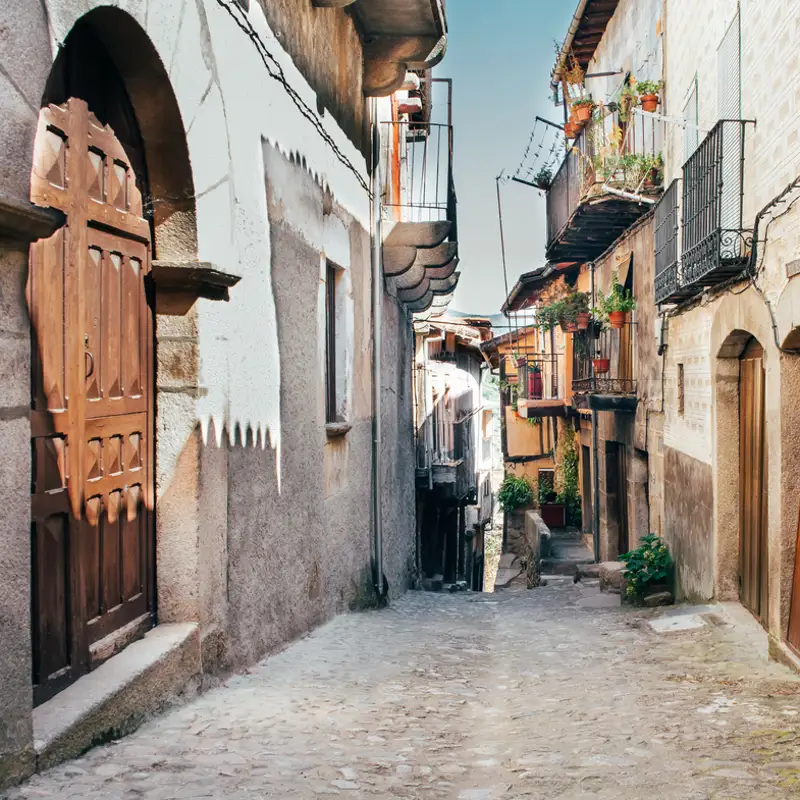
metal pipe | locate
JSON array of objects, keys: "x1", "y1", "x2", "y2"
[
  {"x1": 370, "y1": 97, "x2": 386, "y2": 600},
  {"x1": 590, "y1": 260, "x2": 600, "y2": 563},
  {"x1": 496, "y1": 173, "x2": 510, "y2": 306},
  {"x1": 551, "y1": 0, "x2": 592, "y2": 91}
]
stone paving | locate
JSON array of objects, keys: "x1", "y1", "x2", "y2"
[{"x1": 7, "y1": 578, "x2": 800, "y2": 799}]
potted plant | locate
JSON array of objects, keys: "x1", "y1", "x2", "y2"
[
  {"x1": 533, "y1": 166, "x2": 553, "y2": 190},
  {"x1": 537, "y1": 300, "x2": 564, "y2": 332},
  {"x1": 599, "y1": 270, "x2": 636, "y2": 329},
  {"x1": 593, "y1": 357, "x2": 611, "y2": 375},
  {"x1": 537, "y1": 484, "x2": 566, "y2": 529},
  {"x1": 643, "y1": 153, "x2": 664, "y2": 188},
  {"x1": 618, "y1": 83, "x2": 638, "y2": 122},
  {"x1": 564, "y1": 121, "x2": 578, "y2": 140},
  {"x1": 572, "y1": 97, "x2": 595, "y2": 124},
  {"x1": 564, "y1": 291, "x2": 591, "y2": 330},
  {"x1": 636, "y1": 79, "x2": 663, "y2": 113}
]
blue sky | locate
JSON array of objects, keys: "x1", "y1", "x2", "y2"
[{"x1": 444, "y1": 1, "x2": 575, "y2": 315}]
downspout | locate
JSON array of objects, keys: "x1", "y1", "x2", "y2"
[
  {"x1": 370, "y1": 97, "x2": 386, "y2": 601},
  {"x1": 590, "y1": 260, "x2": 601, "y2": 563}
]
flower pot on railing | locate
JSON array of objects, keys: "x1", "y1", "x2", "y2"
[
  {"x1": 564, "y1": 122, "x2": 578, "y2": 140},
  {"x1": 576, "y1": 313, "x2": 591, "y2": 330},
  {"x1": 574, "y1": 102, "x2": 594, "y2": 123},
  {"x1": 640, "y1": 94, "x2": 660, "y2": 113},
  {"x1": 608, "y1": 311, "x2": 626, "y2": 329},
  {"x1": 593, "y1": 358, "x2": 611, "y2": 375}
]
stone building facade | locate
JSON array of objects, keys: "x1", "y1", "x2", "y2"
[{"x1": 0, "y1": 0, "x2": 451, "y2": 787}]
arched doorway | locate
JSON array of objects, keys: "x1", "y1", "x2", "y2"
[
  {"x1": 739, "y1": 337, "x2": 768, "y2": 623},
  {"x1": 29, "y1": 20, "x2": 158, "y2": 705}
]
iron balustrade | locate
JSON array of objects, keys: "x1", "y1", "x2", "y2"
[
  {"x1": 572, "y1": 321, "x2": 637, "y2": 396},
  {"x1": 546, "y1": 110, "x2": 664, "y2": 252},
  {"x1": 681, "y1": 119, "x2": 752, "y2": 286},
  {"x1": 654, "y1": 179, "x2": 682, "y2": 304},
  {"x1": 382, "y1": 119, "x2": 457, "y2": 235},
  {"x1": 517, "y1": 354, "x2": 560, "y2": 403}
]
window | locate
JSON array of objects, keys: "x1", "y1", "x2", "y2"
[
  {"x1": 538, "y1": 469, "x2": 556, "y2": 503},
  {"x1": 677, "y1": 363, "x2": 685, "y2": 415},
  {"x1": 325, "y1": 261, "x2": 339, "y2": 424}
]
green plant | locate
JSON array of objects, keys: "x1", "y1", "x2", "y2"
[
  {"x1": 618, "y1": 84, "x2": 638, "y2": 122},
  {"x1": 598, "y1": 270, "x2": 636, "y2": 315},
  {"x1": 572, "y1": 97, "x2": 594, "y2": 109},
  {"x1": 635, "y1": 79, "x2": 663, "y2": 96},
  {"x1": 536, "y1": 300, "x2": 565, "y2": 331},
  {"x1": 556, "y1": 430, "x2": 582, "y2": 527},
  {"x1": 620, "y1": 534, "x2": 673, "y2": 602},
  {"x1": 533, "y1": 166, "x2": 553, "y2": 188},
  {"x1": 564, "y1": 291, "x2": 590, "y2": 317},
  {"x1": 498, "y1": 474, "x2": 534, "y2": 512}
]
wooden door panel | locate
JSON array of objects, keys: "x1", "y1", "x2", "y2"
[
  {"x1": 739, "y1": 343, "x2": 767, "y2": 623},
  {"x1": 788, "y1": 506, "x2": 800, "y2": 653},
  {"x1": 30, "y1": 98, "x2": 155, "y2": 702}
]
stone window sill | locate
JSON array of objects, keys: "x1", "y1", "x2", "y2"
[{"x1": 326, "y1": 422, "x2": 352, "y2": 438}]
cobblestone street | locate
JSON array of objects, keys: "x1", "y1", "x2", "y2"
[{"x1": 7, "y1": 580, "x2": 800, "y2": 800}]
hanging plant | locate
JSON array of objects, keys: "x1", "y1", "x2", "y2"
[
  {"x1": 635, "y1": 79, "x2": 664, "y2": 113},
  {"x1": 593, "y1": 357, "x2": 611, "y2": 375},
  {"x1": 563, "y1": 291, "x2": 590, "y2": 331},
  {"x1": 533, "y1": 166, "x2": 553, "y2": 190},
  {"x1": 618, "y1": 84, "x2": 638, "y2": 123},
  {"x1": 572, "y1": 97, "x2": 595, "y2": 124}
]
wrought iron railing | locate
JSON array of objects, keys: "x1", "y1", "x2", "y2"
[
  {"x1": 382, "y1": 119, "x2": 457, "y2": 233},
  {"x1": 654, "y1": 179, "x2": 682, "y2": 304},
  {"x1": 681, "y1": 119, "x2": 752, "y2": 286},
  {"x1": 517, "y1": 354, "x2": 560, "y2": 402},
  {"x1": 547, "y1": 109, "x2": 664, "y2": 249},
  {"x1": 572, "y1": 321, "x2": 637, "y2": 395}
]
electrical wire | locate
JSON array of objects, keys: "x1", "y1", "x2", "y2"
[{"x1": 213, "y1": 0, "x2": 369, "y2": 194}]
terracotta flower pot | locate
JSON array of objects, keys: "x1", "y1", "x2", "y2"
[
  {"x1": 593, "y1": 358, "x2": 611, "y2": 375},
  {"x1": 640, "y1": 94, "x2": 659, "y2": 113},
  {"x1": 566, "y1": 321, "x2": 579, "y2": 333},
  {"x1": 576, "y1": 313, "x2": 591, "y2": 330},
  {"x1": 608, "y1": 311, "x2": 626, "y2": 329},
  {"x1": 576, "y1": 104, "x2": 593, "y2": 123},
  {"x1": 564, "y1": 122, "x2": 577, "y2": 139}
]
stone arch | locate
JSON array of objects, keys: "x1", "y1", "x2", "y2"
[
  {"x1": 708, "y1": 286, "x2": 800, "y2": 640},
  {"x1": 34, "y1": 6, "x2": 210, "y2": 631},
  {"x1": 41, "y1": 6, "x2": 198, "y2": 263},
  {"x1": 775, "y1": 278, "x2": 800, "y2": 351}
]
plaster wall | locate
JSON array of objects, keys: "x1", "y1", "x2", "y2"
[
  {"x1": 0, "y1": 0, "x2": 415, "y2": 785},
  {"x1": 583, "y1": 0, "x2": 663, "y2": 106}
]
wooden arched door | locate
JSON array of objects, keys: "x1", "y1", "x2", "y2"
[
  {"x1": 739, "y1": 338, "x2": 768, "y2": 624},
  {"x1": 29, "y1": 98, "x2": 155, "y2": 704}
]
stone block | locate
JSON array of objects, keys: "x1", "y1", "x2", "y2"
[
  {"x1": 599, "y1": 561, "x2": 627, "y2": 593},
  {"x1": 644, "y1": 591, "x2": 674, "y2": 607},
  {"x1": 0, "y1": 337, "x2": 29, "y2": 408}
]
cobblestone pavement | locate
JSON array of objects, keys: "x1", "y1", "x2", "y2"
[{"x1": 8, "y1": 579, "x2": 800, "y2": 799}]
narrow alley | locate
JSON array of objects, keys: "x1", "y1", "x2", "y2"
[{"x1": 8, "y1": 581, "x2": 799, "y2": 800}]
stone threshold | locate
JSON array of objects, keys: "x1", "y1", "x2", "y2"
[{"x1": 34, "y1": 623, "x2": 201, "y2": 772}]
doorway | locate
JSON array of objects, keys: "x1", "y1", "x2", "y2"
[
  {"x1": 605, "y1": 443, "x2": 629, "y2": 557},
  {"x1": 29, "y1": 29, "x2": 156, "y2": 704},
  {"x1": 739, "y1": 338, "x2": 768, "y2": 623}
]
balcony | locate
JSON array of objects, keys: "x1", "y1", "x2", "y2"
[
  {"x1": 546, "y1": 110, "x2": 664, "y2": 263},
  {"x1": 654, "y1": 179, "x2": 691, "y2": 305},
  {"x1": 515, "y1": 354, "x2": 567, "y2": 418},
  {"x1": 415, "y1": 388, "x2": 478, "y2": 500},
  {"x1": 680, "y1": 120, "x2": 753, "y2": 288},
  {"x1": 572, "y1": 322, "x2": 638, "y2": 413},
  {"x1": 382, "y1": 78, "x2": 460, "y2": 318}
]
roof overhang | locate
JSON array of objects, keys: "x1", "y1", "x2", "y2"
[
  {"x1": 501, "y1": 263, "x2": 578, "y2": 314},
  {"x1": 551, "y1": 0, "x2": 621, "y2": 89},
  {"x1": 314, "y1": 0, "x2": 448, "y2": 96}
]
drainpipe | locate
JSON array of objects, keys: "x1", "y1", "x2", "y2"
[
  {"x1": 370, "y1": 97, "x2": 386, "y2": 601},
  {"x1": 590, "y1": 261, "x2": 601, "y2": 563}
]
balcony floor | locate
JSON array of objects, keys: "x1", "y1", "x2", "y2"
[{"x1": 547, "y1": 194, "x2": 657, "y2": 263}]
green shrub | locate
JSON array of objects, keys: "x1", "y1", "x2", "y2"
[
  {"x1": 498, "y1": 474, "x2": 534, "y2": 512},
  {"x1": 620, "y1": 534, "x2": 673, "y2": 602}
]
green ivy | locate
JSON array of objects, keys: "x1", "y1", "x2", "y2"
[
  {"x1": 498, "y1": 474, "x2": 534, "y2": 512},
  {"x1": 557, "y1": 429, "x2": 582, "y2": 528}
]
